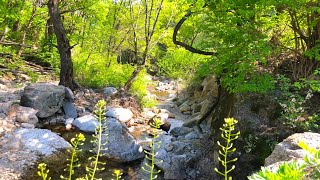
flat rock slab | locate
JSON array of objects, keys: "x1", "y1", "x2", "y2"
[
  {"x1": 20, "y1": 83, "x2": 65, "y2": 118},
  {"x1": 13, "y1": 128, "x2": 71, "y2": 156}
]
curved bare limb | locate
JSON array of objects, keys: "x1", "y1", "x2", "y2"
[{"x1": 173, "y1": 10, "x2": 216, "y2": 56}]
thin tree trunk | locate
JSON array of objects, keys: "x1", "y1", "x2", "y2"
[
  {"x1": 48, "y1": 0, "x2": 76, "y2": 89},
  {"x1": 17, "y1": 2, "x2": 37, "y2": 58},
  {"x1": 0, "y1": 27, "x2": 9, "y2": 41},
  {"x1": 123, "y1": 0, "x2": 163, "y2": 91}
]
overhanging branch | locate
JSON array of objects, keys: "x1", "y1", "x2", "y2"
[{"x1": 173, "y1": 10, "x2": 216, "y2": 56}]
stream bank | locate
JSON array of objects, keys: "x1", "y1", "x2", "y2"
[
  {"x1": 0, "y1": 74, "x2": 218, "y2": 180},
  {"x1": 0, "y1": 71, "x2": 297, "y2": 180}
]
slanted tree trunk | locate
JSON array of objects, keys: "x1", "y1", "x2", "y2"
[{"x1": 47, "y1": 0, "x2": 76, "y2": 89}]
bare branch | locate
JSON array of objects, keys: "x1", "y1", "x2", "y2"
[
  {"x1": 173, "y1": 10, "x2": 216, "y2": 56},
  {"x1": 0, "y1": 41, "x2": 31, "y2": 47}
]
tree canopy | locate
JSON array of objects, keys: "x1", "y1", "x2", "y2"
[{"x1": 0, "y1": 0, "x2": 319, "y2": 93}]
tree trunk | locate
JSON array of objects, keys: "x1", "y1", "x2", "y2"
[
  {"x1": 209, "y1": 88, "x2": 236, "y2": 178},
  {"x1": 17, "y1": 2, "x2": 37, "y2": 58},
  {"x1": 123, "y1": 65, "x2": 144, "y2": 91},
  {"x1": 123, "y1": 0, "x2": 163, "y2": 91},
  {"x1": 47, "y1": 0, "x2": 75, "y2": 89}
]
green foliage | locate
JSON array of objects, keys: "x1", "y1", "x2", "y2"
[
  {"x1": 249, "y1": 141, "x2": 320, "y2": 180},
  {"x1": 73, "y1": 51, "x2": 134, "y2": 88},
  {"x1": 26, "y1": 70, "x2": 39, "y2": 83},
  {"x1": 86, "y1": 100, "x2": 108, "y2": 180},
  {"x1": 201, "y1": 1, "x2": 276, "y2": 93},
  {"x1": 276, "y1": 75, "x2": 320, "y2": 131},
  {"x1": 293, "y1": 76, "x2": 320, "y2": 93},
  {"x1": 142, "y1": 118, "x2": 163, "y2": 180},
  {"x1": 156, "y1": 48, "x2": 206, "y2": 80},
  {"x1": 214, "y1": 118, "x2": 240, "y2": 180},
  {"x1": 299, "y1": 114, "x2": 320, "y2": 132},
  {"x1": 298, "y1": 141, "x2": 320, "y2": 178},
  {"x1": 277, "y1": 75, "x2": 306, "y2": 128},
  {"x1": 37, "y1": 163, "x2": 51, "y2": 180},
  {"x1": 130, "y1": 68, "x2": 157, "y2": 108},
  {"x1": 61, "y1": 133, "x2": 86, "y2": 180},
  {"x1": 248, "y1": 162, "x2": 305, "y2": 180}
]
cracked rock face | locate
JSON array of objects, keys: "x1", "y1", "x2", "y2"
[{"x1": 20, "y1": 83, "x2": 65, "y2": 118}]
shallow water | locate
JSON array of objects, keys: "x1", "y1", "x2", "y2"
[{"x1": 41, "y1": 124, "x2": 149, "y2": 180}]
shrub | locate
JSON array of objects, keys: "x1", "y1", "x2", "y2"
[
  {"x1": 248, "y1": 162, "x2": 305, "y2": 180},
  {"x1": 73, "y1": 50, "x2": 134, "y2": 88},
  {"x1": 130, "y1": 68, "x2": 157, "y2": 108},
  {"x1": 156, "y1": 48, "x2": 206, "y2": 80},
  {"x1": 276, "y1": 75, "x2": 320, "y2": 131}
]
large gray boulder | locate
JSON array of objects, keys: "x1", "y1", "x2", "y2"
[
  {"x1": 99, "y1": 118, "x2": 144, "y2": 162},
  {"x1": 265, "y1": 132, "x2": 320, "y2": 166},
  {"x1": 20, "y1": 83, "x2": 65, "y2": 118},
  {"x1": 106, "y1": 107, "x2": 133, "y2": 123},
  {"x1": 153, "y1": 133, "x2": 204, "y2": 179},
  {"x1": 13, "y1": 128, "x2": 71, "y2": 156},
  {"x1": 72, "y1": 115, "x2": 98, "y2": 133},
  {"x1": 164, "y1": 155, "x2": 188, "y2": 179}
]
